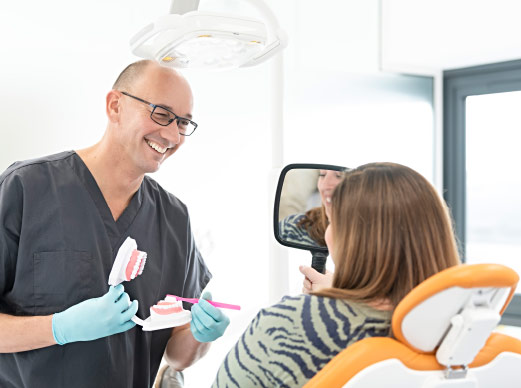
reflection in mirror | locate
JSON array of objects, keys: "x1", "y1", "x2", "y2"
[{"x1": 274, "y1": 165, "x2": 347, "y2": 251}]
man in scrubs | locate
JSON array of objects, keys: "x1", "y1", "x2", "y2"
[{"x1": 0, "y1": 60, "x2": 229, "y2": 387}]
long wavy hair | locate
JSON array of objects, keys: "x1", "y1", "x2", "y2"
[{"x1": 314, "y1": 162, "x2": 461, "y2": 307}]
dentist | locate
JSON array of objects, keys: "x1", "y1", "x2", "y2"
[{"x1": 0, "y1": 60, "x2": 229, "y2": 387}]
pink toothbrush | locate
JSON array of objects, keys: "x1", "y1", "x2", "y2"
[{"x1": 167, "y1": 294, "x2": 241, "y2": 310}]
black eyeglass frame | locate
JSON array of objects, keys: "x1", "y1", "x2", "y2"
[{"x1": 120, "y1": 91, "x2": 198, "y2": 136}]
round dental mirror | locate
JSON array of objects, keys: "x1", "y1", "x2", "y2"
[{"x1": 273, "y1": 163, "x2": 347, "y2": 273}]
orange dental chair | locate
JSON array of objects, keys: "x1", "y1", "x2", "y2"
[{"x1": 304, "y1": 263, "x2": 521, "y2": 387}]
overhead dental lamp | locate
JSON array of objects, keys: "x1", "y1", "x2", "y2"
[{"x1": 130, "y1": 0, "x2": 287, "y2": 69}]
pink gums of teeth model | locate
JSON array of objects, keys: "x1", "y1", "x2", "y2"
[{"x1": 108, "y1": 237, "x2": 147, "y2": 286}]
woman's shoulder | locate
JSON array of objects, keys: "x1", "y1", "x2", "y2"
[
  {"x1": 264, "y1": 294, "x2": 391, "y2": 324},
  {"x1": 214, "y1": 295, "x2": 392, "y2": 387},
  {"x1": 253, "y1": 294, "x2": 308, "y2": 325},
  {"x1": 257, "y1": 294, "x2": 344, "y2": 321},
  {"x1": 254, "y1": 294, "x2": 391, "y2": 332}
]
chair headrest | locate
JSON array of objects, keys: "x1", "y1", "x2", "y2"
[{"x1": 392, "y1": 264, "x2": 518, "y2": 357}]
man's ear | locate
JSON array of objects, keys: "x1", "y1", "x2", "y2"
[{"x1": 106, "y1": 90, "x2": 122, "y2": 123}]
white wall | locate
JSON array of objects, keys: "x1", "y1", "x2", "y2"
[
  {"x1": 0, "y1": 0, "x2": 435, "y2": 387},
  {"x1": 279, "y1": 0, "x2": 434, "y2": 298},
  {"x1": 382, "y1": 0, "x2": 521, "y2": 71}
]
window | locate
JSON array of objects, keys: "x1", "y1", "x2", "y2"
[{"x1": 444, "y1": 59, "x2": 521, "y2": 325}]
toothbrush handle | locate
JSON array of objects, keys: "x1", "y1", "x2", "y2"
[
  {"x1": 173, "y1": 297, "x2": 199, "y2": 304},
  {"x1": 169, "y1": 295, "x2": 241, "y2": 310},
  {"x1": 207, "y1": 301, "x2": 241, "y2": 310}
]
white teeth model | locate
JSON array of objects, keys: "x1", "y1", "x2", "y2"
[
  {"x1": 146, "y1": 140, "x2": 167, "y2": 154},
  {"x1": 132, "y1": 296, "x2": 192, "y2": 331},
  {"x1": 108, "y1": 237, "x2": 147, "y2": 286},
  {"x1": 326, "y1": 197, "x2": 331, "y2": 203},
  {"x1": 129, "y1": 252, "x2": 146, "y2": 280},
  {"x1": 150, "y1": 300, "x2": 185, "y2": 322}
]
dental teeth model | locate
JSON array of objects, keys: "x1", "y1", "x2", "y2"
[
  {"x1": 149, "y1": 296, "x2": 192, "y2": 329},
  {"x1": 150, "y1": 296, "x2": 185, "y2": 321},
  {"x1": 132, "y1": 295, "x2": 192, "y2": 331},
  {"x1": 108, "y1": 237, "x2": 147, "y2": 286}
]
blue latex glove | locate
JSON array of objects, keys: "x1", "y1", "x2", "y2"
[
  {"x1": 190, "y1": 291, "x2": 230, "y2": 343},
  {"x1": 52, "y1": 284, "x2": 138, "y2": 345}
]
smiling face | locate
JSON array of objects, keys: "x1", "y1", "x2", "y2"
[
  {"x1": 317, "y1": 170, "x2": 343, "y2": 219},
  {"x1": 109, "y1": 62, "x2": 194, "y2": 174}
]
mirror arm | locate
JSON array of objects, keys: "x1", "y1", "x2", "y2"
[{"x1": 311, "y1": 250, "x2": 328, "y2": 274}]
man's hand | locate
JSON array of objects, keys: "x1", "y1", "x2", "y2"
[
  {"x1": 190, "y1": 292, "x2": 230, "y2": 343},
  {"x1": 52, "y1": 284, "x2": 138, "y2": 345},
  {"x1": 299, "y1": 265, "x2": 334, "y2": 293}
]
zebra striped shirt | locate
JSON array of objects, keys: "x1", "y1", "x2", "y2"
[
  {"x1": 212, "y1": 294, "x2": 392, "y2": 387},
  {"x1": 279, "y1": 213, "x2": 321, "y2": 247}
]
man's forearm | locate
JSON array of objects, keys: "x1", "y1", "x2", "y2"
[
  {"x1": 164, "y1": 324, "x2": 210, "y2": 371},
  {"x1": 0, "y1": 313, "x2": 56, "y2": 353}
]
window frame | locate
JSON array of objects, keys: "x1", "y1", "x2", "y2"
[{"x1": 443, "y1": 58, "x2": 521, "y2": 326}]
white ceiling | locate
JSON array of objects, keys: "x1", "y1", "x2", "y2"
[{"x1": 381, "y1": 0, "x2": 521, "y2": 72}]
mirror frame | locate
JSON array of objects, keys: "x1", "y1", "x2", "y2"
[{"x1": 273, "y1": 163, "x2": 347, "y2": 253}]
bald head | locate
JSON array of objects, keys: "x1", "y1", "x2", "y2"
[
  {"x1": 112, "y1": 60, "x2": 189, "y2": 94},
  {"x1": 113, "y1": 60, "x2": 150, "y2": 90}
]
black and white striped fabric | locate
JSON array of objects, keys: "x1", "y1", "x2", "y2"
[
  {"x1": 212, "y1": 294, "x2": 391, "y2": 388},
  {"x1": 279, "y1": 213, "x2": 320, "y2": 247}
]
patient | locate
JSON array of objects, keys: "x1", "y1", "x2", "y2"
[{"x1": 212, "y1": 162, "x2": 461, "y2": 387}]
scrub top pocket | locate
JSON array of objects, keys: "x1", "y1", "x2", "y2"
[{"x1": 33, "y1": 251, "x2": 94, "y2": 315}]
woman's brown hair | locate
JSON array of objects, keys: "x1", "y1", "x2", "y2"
[
  {"x1": 314, "y1": 162, "x2": 461, "y2": 307},
  {"x1": 297, "y1": 206, "x2": 328, "y2": 246}
]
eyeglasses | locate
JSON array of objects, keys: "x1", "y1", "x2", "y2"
[{"x1": 120, "y1": 91, "x2": 198, "y2": 136}]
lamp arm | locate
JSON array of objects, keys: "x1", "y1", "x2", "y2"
[
  {"x1": 169, "y1": 0, "x2": 200, "y2": 15},
  {"x1": 245, "y1": 0, "x2": 280, "y2": 39},
  {"x1": 241, "y1": 0, "x2": 288, "y2": 67}
]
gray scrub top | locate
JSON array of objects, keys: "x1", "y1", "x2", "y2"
[{"x1": 0, "y1": 151, "x2": 212, "y2": 388}]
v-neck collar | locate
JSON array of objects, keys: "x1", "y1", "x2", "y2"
[{"x1": 68, "y1": 151, "x2": 144, "y2": 248}]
